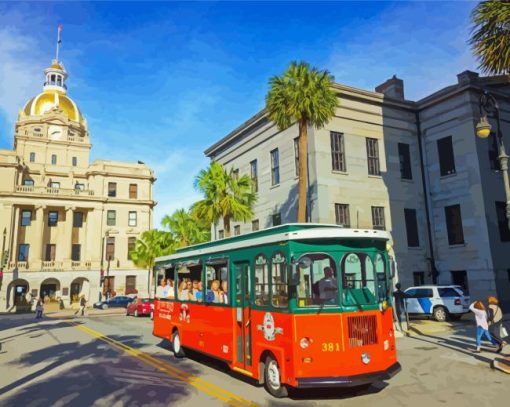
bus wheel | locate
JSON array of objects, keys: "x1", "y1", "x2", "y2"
[
  {"x1": 264, "y1": 355, "x2": 288, "y2": 398},
  {"x1": 172, "y1": 330, "x2": 185, "y2": 358}
]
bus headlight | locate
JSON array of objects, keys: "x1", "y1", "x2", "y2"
[{"x1": 299, "y1": 337, "x2": 311, "y2": 349}]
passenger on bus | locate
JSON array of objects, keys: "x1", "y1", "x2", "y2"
[
  {"x1": 178, "y1": 281, "x2": 189, "y2": 301},
  {"x1": 206, "y1": 280, "x2": 222, "y2": 303},
  {"x1": 220, "y1": 280, "x2": 228, "y2": 304},
  {"x1": 318, "y1": 266, "x2": 338, "y2": 304},
  {"x1": 163, "y1": 279, "x2": 175, "y2": 298},
  {"x1": 155, "y1": 278, "x2": 165, "y2": 298},
  {"x1": 196, "y1": 281, "x2": 204, "y2": 302}
]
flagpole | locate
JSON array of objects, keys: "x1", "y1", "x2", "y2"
[{"x1": 56, "y1": 25, "x2": 62, "y2": 62}]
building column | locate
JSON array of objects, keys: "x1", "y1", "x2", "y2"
[
  {"x1": 63, "y1": 206, "x2": 75, "y2": 267},
  {"x1": 31, "y1": 205, "x2": 45, "y2": 270}
]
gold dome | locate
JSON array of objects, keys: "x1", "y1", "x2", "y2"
[{"x1": 22, "y1": 90, "x2": 85, "y2": 124}]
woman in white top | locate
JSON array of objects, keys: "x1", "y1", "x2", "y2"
[{"x1": 469, "y1": 300, "x2": 498, "y2": 353}]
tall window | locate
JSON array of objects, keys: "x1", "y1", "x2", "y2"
[
  {"x1": 371, "y1": 206, "x2": 385, "y2": 230},
  {"x1": 106, "y1": 237, "x2": 115, "y2": 261},
  {"x1": 73, "y1": 212, "x2": 83, "y2": 228},
  {"x1": 51, "y1": 154, "x2": 57, "y2": 165},
  {"x1": 366, "y1": 138, "x2": 380, "y2": 175},
  {"x1": 398, "y1": 142, "x2": 412, "y2": 180},
  {"x1": 127, "y1": 237, "x2": 136, "y2": 260},
  {"x1": 413, "y1": 272, "x2": 425, "y2": 286},
  {"x1": 294, "y1": 137, "x2": 300, "y2": 176},
  {"x1": 252, "y1": 219, "x2": 259, "y2": 231},
  {"x1": 126, "y1": 276, "x2": 137, "y2": 290},
  {"x1": 445, "y1": 204, "x2": 464, "y2": 245},
  {"x1": 107, "y1": 210, "x2": 116, "y2": 226},
  {"x1": 29, "y1": 152, "x2": 35, "y2": 163},
  {"x1": 334, "y1": 204, "x2": 350, "y2": 227},
  {"x1": 495, "y1": 202, "x2": 510, "y2": 242},
  {"x1": 451, "y1": 270, "x2": 469, "y2": 294},
  {"x1": 218, "y1": 230, "x2": 224, "y2": 239},
  {"x1": 331, "y1": 131, "x2": 346, "y2": 172},
  {"x1": 270, "y1": 148, "x2": 280, "y2": 186},
  {"x1": 272, "y1": 213, "x2": 282, "y2": 226},
  {"x1": 108, "y1": 182, "x2": 117, "y2": 197},
  {"x1": 72, "y1": 244, "x2": 81, "y2": 261},
  {"x1": 18, "y1": 244, "x2": 29, "y2": 261},
  {"x1": 129, "y1": 184, "x2": 138, "y2": 199},
  {"x1": 128, "y1": 211, "x2": 137, "y2": 227},
  {"x1": 437, "y1": 136, "x2": 456, "y2": 176},
  {"x1": 404, "y1": 208, "x2": 419, "y2": 247},
  {"x1": 271, "y1": 252, "x2": 288, "y2": 308},
  {"x1": 21, "y1": 210, "x2": 32, "y2": 227},
  {"x1": 45, "y1": 244, "x2": 56, "y2": 261},
  {"x1": 72, "y1": 157, "x2": 77, "y2": 167},
  {"x1": 250, "y1": 160, "x2": 258, "y2": 192},
  {"x1": 234, "y1": 225, "x2": 241, "y2": 236},
  {"x1": 48, "y1": 211, "x2": 58, "y2": 227},
  {"x1": 254, "y1": 254, "x2": 269, "y2": 306}
]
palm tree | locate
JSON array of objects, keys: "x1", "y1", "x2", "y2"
[
  {"x1": 161, "y1": 208, "x2": 210, "y2": 247},
  {"x1": 129, "y1": 230, "x2": 174, "y2": 296},
  {"x1": 469, "y1": 1, "x2": 510, "y2": 75},
  {"x1": 266, "y1": 61, "x2": 338, "y2": 222},
  {"x1": 193, "y1": 161, "x2": 256, "y2": 237}
]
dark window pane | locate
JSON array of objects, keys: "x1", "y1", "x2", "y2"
[
  {"x1": 445, "y1": 204, "x2": 464, "y2": 245},
  {"x1": 252, "y1": 219, "x2": 259, "y2": 231},
  {"x1": 48, "y1": 211, "x2": 58, "y2": 227},
  {"x1": 413, "y1": 272, "x2": 424, "y2": 286},
  {"x1": 496, "y1": 201, "x2": 510, "y2": 242},
  {"x1": 108, "y1": 182, "x2": 117, "y2": 197},
  {"x1": 371, "y1": 206, "x2": 385, "y2": 230},
  {"x1": 21, "y1": 210, "x2": 32, "y2": 227},
  {"x1": 438, "y1": 288, "x2": 460, "y2": 297},
  {"x1": 330, "y1": 132, "x2": 346, "y2": 172},
  {"x1": 335, "y1": 204, "x2": 350, "y2": 227},
  {"x1": 107, "y1": 210, "x2": 116, "y2": 226},
  {"x1": 72, "y1": 157, "x2": 77, "y2": 167},
  {"x1": 73, "y1": 212, "x2": 83, "y2": 228},
  {"x1": 106, "y1": 237, "x2": 115, "y2": 260},
  {"x1": 18, "y1": 244, "x2": 29, "y2": 261},
  {"x1": 272, "y1": 213, "x2": 281, "y2": 226},
  {"x1": 45, "y1": 244, "x2": 56, "y2": 261},
  {"x1": 404, "y1": 208, "x2": 419, "y2": 247},
  {"x1": 72, "y1": 244, "x2": 81, "y2": 261},
  {"x1": 250, "y1": 160, "x2": 258, "y2": 192},
  {"x1": 271, "y1": 149, "x2": 280, "y2": 186},
  {"x1": 29, "y1": 152, "x2": 35, "y2": 163},
  {"x1": 437, "y1": 136, "x2": 456, "y2": 176},
  {"x1": 451, "y1": 270, "x2": 469, "y2": 294},
  {"x1": 398, "y1": 143, "x2": 412, "y2": 180}
]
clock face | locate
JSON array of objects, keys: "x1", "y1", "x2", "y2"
[{"x1": 48, "y1": 125, "x2": 64, "y2": 140}]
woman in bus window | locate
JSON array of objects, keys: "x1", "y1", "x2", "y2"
[
  {"x1": 220, "y1": 280, "x2": 228, "y2": 304},
  {"x1": 206, "y1": 280, "x2": 222, "y2": 303},
  {"x1": 178, "y1": 281, "x2": 189, "y2": 301}
]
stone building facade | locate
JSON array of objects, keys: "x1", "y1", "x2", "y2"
[
  {"x1": 205, "y1": 71, "x2": 510, "y2": 307},
  {"x1": 0, "y1": 57, "x2": 155, "y2": 312}
]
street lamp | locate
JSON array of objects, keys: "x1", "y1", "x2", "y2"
[{"x1": 476, "y1": 91, "x2": 510, "y2": 231}]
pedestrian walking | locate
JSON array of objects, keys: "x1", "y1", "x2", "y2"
[
  {"x1": 75, "y1": 295, "x2": 87, "y2": 316},
  {"x1": 393, "y1": 283, "x2": 410, "y2": 332},
  {"x1": 35, "y1": 298, "x2": 43, "y2": 319},
  {"x1": 469, "y1": 300, "x2": 498, "y2": 353},
  {"x1": 487, "y1": 296, "x2": 507, "y2": 353}
]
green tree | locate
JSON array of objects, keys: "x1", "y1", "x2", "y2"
[
  {"x1": 129, "y1": 229, "x2": 174, "y2": 295},
  {"x1": 161, "y1": 208, "x2": 210, "y2": 247},
  {"x1": 266, "y1": 61, "x2": 337, "y2": 222},
  {"x1": 470, "y1": 1, "x2": 510, "y2": 75},
  {"x1": 193, "y1": 161, "x2": 256, "y2": 237}
]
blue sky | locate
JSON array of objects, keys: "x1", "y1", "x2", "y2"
[{"x1": 0, "y1": 1, "x2": 478, "y2": 226}]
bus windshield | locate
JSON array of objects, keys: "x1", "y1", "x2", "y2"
[
  {"x1": 296, "y1": 253, "x2": 339, "y2": 307},
  {"x1": 341, "y1": 252, "x2": 381, "y2": 305}
]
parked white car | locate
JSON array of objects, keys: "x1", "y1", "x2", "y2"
[{"x1": 404, "y1": 285, "x2": 470, "y2": 322}]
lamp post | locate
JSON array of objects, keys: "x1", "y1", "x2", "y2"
[{"x1": 476, "y1": 91, "x2": 510, "y2": 231}]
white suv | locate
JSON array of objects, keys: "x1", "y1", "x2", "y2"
[{"x1": 404, "y1": 285, "x2": 470, "y2": 322}]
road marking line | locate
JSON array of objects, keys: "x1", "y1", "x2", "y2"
[{"x1": 67, "y1": 321, "x2": 259, "y2": 407}]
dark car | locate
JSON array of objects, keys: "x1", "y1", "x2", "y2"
[{"x1": 94, "y1": 296, "x2": 134, "y2": 310}]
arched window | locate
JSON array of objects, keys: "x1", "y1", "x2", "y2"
[
  {"x1": 254, "y1": 254, "x2": 269, "y2": 306},
  {"x1": 340, "y1": 252, "x2": 377, "y2": 305},
  {"x1": 271, "y1": 252, "x2": 287, "y2": 308},
  {"x1": 296, "y1": 253, "x2": 338, "y2": 307}
]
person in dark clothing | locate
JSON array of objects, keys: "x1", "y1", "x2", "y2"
[{"x1": 393, "y1": 283, "x2": 410, "y2": 331}]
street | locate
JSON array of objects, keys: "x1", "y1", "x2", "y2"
[{"x1": 1, "y1": 313, "x2": 509, "y2": 406}]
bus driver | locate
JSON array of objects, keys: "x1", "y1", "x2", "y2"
[{"x1": 318, "y1": 266, "x2": 338, "y2": 304}]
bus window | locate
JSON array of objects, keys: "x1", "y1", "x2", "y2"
[
  {"x1": 205, "y1": 260, "x2": 229, "y2": 304},
  {"x1": 341, "y1": 253, "x2": 377, "y2": 305},
  {"x1": 254, "y1": 254, "x2": 269, "y2": 306},
  {"x1": 176, "y1": 262, "x2": 202, "y2": 302},
  {"x1": 375, "y1": 253, "x2": 388, "y2": 301},
  {"x1": 156, "y1": 266, "x2": 175, "y2": 299},
  {"x1": 297, "y1": 253, "x2": 338, "y2": 307},
  {"x1": 271, "y1": 252, "x2": 288, "y2": 308}
]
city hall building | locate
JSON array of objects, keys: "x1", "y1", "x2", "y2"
[
  {"x1": 0, "y1": 56, "x2": 155, "y2": 312},
  {"x1": 205, "y1": 71, "x2": 510, "y2": 307}
]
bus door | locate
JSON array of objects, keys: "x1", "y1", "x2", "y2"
[{"x1": 233, "y1": 262, "x2": 252, "y2": 373}]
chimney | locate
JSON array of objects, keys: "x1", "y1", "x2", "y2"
[
  {"x1": 457, "y1": 70, "x2": 479, "y2": 86},
  {"x1": 375, "y1": 75, "x2": 404, "y2": 100}
]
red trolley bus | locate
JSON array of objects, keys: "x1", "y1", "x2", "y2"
[{"x1": 153, "y1": 224, "x2": 400, "y2": 397}]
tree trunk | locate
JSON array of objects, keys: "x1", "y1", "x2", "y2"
[
  {"x1": 223, "y1": 215, "x2": 231, "y2": 237},
  {"x1": 148, "y1": 266, "x2": 152, "y2": 297},
  {"x1": 297, "y1": 119, "x2": 308, "y2": 223}
]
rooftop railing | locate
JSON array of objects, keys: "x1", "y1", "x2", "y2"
[{"x1": 15, "y1": 185, "x2": 95, "y2": 196}]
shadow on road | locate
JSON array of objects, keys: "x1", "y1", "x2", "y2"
[{"x1": 1, "y1": 329, "x2": 203, "y2": 406}]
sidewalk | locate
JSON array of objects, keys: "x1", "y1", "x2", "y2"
[{"x1": 47, "y1": 307, "x2": 126, "y2": 318}]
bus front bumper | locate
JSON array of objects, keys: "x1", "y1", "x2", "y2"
[{"x1": 296, "y1": 362, "x2": 401, "y2": 388}]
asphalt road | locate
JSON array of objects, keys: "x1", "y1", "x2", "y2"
[{"x1": 1, "y1": 313, "x2": 509, "y2": 406}]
